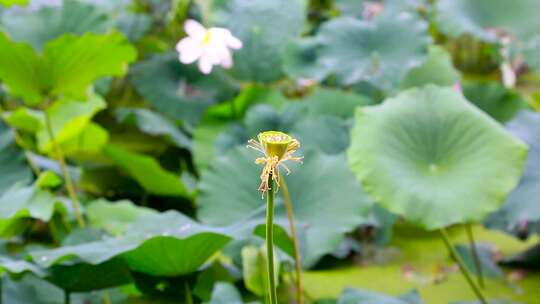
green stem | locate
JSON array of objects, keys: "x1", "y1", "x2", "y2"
[
  {"x1": 102, "y1": 290, "x2": 112, "y2": 304},
  {"x1": 279, "y1": 177, "x2": 304, "y2": 304},
  {"x1": 44, "y1": 111, "x2": 86, "y2": 228},
  {"x1": 64, "y1": 291, "x2": 70, "y2": 304},
  {"x1": 465, "y1": 223, "x2": 485, "y2": 288},
  {"x1": 439, "y1": 228, "x2": 487, "y2": 304},
  {"x1": 184, "y1": 281, "x2": 194, "y2": 304},
  {"x1": 266, "y1": 175, "x2": 278, "y2": 304}
]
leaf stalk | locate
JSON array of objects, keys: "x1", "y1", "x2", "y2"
[{"x1": 439, "y1": 228, "x2": 487, "y2": 304}]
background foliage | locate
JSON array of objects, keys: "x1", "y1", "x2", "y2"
[{"x1": 0, "y1": 0, "x2": 540, "y2": 303}]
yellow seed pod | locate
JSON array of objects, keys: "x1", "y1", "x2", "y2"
[{"x1": 258, "y1": 131, "x2": 293, "y2": 160}]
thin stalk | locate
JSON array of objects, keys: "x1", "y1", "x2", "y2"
[
  {"x1": 184, "y1": 281, "x2": 194, "y2": 304},
  {"x1": 465, "y1": 223, "x2": 484, "y2": 288},
  {"x1": 23, "y1": 151, "x2": 41, "y2": 177},
  {"x1": 102, "y1": 291, "x2": 112, "y2": 304},
  {"x1": 266, "y1": 174, "x2": 278, "y2": 304},
  {"x1": 279, "y1": 177, "x2": 304, "y2": 304},
  {"x1": 64, "y1": 291, "x2": 70, "y2": 304},
  {"x1": 439, "y1": 228, "x2": 487, "y2": 304},
  {"x1": 44, "y1": 111, "x2": 85, "y2": 228}
]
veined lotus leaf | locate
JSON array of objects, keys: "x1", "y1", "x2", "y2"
[
  {"x1": 0, "y1": 31, "x2": 136, "y2": 104},
  {"x1": 198, "y1": 148, "x2": 373, "y2": 267},
  {"x1": 30, "y1": 211, "x2": 233, "y2": 277},
  {"x1": 348, "y1": 85, "x2": 527, "y2": 230},
  {"x1": 316, "y1": 12, "x2": 430, "y2": 89}
]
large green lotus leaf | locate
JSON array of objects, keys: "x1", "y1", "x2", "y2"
[
  {"x1": 30, "y1": 211, "x2": 233, "y2": 277},
  {"x1": 0, "y1": 32, "x2": 44, "y2": 104},
  {"x1": 435, "y1": 0, "x2": 540, "y2": 41},
  {"x1": 198, "y1": 148, "x2": 373, "y2": 267},
  {"x1": 348, "y1": 85, "x2": 527, "y2": 230},
  {"x1": 0, "y1": 0, "x2": 27, "y2": 6},
  {"x1": 116, "y1": 108, "x2": 191, "y2": 150},
  {"x1": 43, "y1": 32, "x2": 136, "y2": 100},
  {"x1": 86, "y1": 199, "x2": 157, "y2": 236},
  {"x1": 210, "y1": 0, "x2": 306, "y2": 82},
  {"x1": 1, "y1": 0, "x2": 109, "y2": 50},
  {"x1": 129, "y1": 52, "x2": 235, "y2": 124},
  {"x1": 103, "y1": 144, "x2": 191, "y2": 198},
  {"x1": 0, "y1": 31, "x2": 136, "y2": 104},
  {"x1": 338, "y1": 288, "x2": 423, "y2": 304},
  {"x1": 463, "y1": 82, "x2": 528, "y2": 123},
  {"x1": 0, "y1": 121, "x2": 32, "y2": 193},
  {"x1": 486, "y1": 111, "x2": 540, "y2": 236},
  {"x1": 316, "y1": 13, "x2": 430, "y2": 89},
  {"x1": 401, "y1": 45, "x2": 461, "y2": 89},
  {"x1": 36, "y1": 94, "x2": 106, "y2": 153}
]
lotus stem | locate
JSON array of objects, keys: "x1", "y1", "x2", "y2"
[
  {"x1": 266, "y1": 174, "x2": 278, "y2": 304},
  {"x1": 439, "y1": 228, "x2": 487, "y2": 304},
  {"x1": 64, "y1": 291, "x2": 70, "y2": 304},
  {"x1": 44, "y1": 111, "x2": 86, "y2": 228},
  {"x1": 279, "y1": 177, "x2": 304, "y2": 304},
  {"x1": 465, "y1": 223, "x2": 484, "y2": 288},
  {"x1": 184, "y1": 281, "x2": 194, "y2": 304}
]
